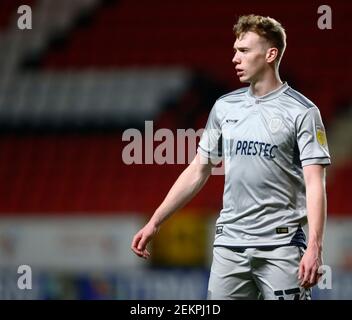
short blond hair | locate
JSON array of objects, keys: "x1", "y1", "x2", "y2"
[{"x1": 233, "y1": 14, "x2": 287, "y2": 64}]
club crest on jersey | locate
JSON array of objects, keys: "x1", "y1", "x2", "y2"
[
  {"x1": 316, "y1": 127, "x2": 327, "y2": 147},
  {"x1": 269, "y1": 117, "x2": 282, "y2": 133}
]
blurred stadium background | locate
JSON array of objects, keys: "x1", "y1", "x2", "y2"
[{"x1": 0, "y1": 0, "x2": 351, "y2": 300}]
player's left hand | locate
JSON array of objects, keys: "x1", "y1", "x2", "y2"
[{"x1": 298, "y1": 244, "x2": 323, "y2": 289}]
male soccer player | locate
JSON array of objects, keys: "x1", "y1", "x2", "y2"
[{"x1": 131, "y1": 15, "x2": 331, "y2": 300}]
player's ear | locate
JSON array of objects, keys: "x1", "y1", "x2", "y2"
[{"x1": 266, "y1": 47, "x2": 278, "y2": 64}]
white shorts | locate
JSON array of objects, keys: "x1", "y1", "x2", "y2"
[{"x1": 207, "y1": 245, "x2": 311, "y2": 300}]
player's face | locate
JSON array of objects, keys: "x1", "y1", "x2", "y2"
[{"x1": 232, "y1": 32, "x2": 270, "y2": 83}]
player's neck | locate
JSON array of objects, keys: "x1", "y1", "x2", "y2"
[{"x1": 250, "y1": 72, "x2": 283, "y2": 98}]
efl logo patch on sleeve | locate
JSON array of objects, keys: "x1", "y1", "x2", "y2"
[{"x1": 316, "y1": 127, "x2": 327, "y2": 147}]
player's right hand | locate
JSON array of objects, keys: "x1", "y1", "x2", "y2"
[{"x1": 131, "y1": 221, "x2": 159, "y2": 259}]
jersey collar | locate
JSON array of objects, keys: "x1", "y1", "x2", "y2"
[{"x1": 246, "y1": 82, "x2": 289, "y2": 102}]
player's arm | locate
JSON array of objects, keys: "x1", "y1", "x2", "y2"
[
  {"x1": 131, "y1": 152, "x2": 216, "y2": 259},
  {"x1": 299, "y1": 164, "x2": 327, "y2": 288}
]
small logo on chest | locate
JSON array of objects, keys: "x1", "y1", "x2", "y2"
[
  {"x1": 269, "y1": 117, "x2": 282, "y2": 133},
  {"x1": 226, "y1": 119, "x2": 238, "y2": 124}
]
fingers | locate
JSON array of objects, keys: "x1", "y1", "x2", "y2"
[
  {"x1": 310, "y1": 267, "x2": 324, "y2": 287},
  {"x1": 298, "y1": 259, "x2": 311, "y2": 288},
  {"x1": 309, "y1": 266, "x2": 318, "y2": 285},
  {"x1": 138, "y1": 233, "x2": 149, "y2": 251},
  {"x1": 300, "y1": 268, "x2": 310, "y2": 288},
  {"x1": 131, "y1": 232, "x2": 142, "y2": 251},
  {"x1": 143, "y1": 249, "x2": 151, "y2": 259},
  {"x1": 300, "y1": 266, "x2": 320, "y2": 288},
  {"x1": 138, "y1": 236, "x2": 151, "y2": 259},
  {"x1": 131, "y1": 231, "x2": 151, "y2": 259},
  {"x1": 298, "y1": 261, "x2": 304, "y2": 282},
  {"x1": 138, "y1": 247, "x2": 150, "y2": 259},
  {"x1": 316, "y1": 271, "x2": 323, "y2": 283},
  {"x1": 131, "y1": 232, "x2": 144, "y2": 258},
  {"x1": 299, "y1": 249, "x2": 323, "y2": 289}
]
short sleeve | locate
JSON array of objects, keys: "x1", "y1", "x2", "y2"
[
  {"x1": 197, "y1": 102, "x2": 222, "y2": 163},
  {"x1": 296, "y1": 107, "x2": 331, "y2": 167}
]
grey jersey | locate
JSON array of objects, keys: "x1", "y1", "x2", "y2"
[{"x1": 198, "y1": 82, "x2": 331, "y2": 247}]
